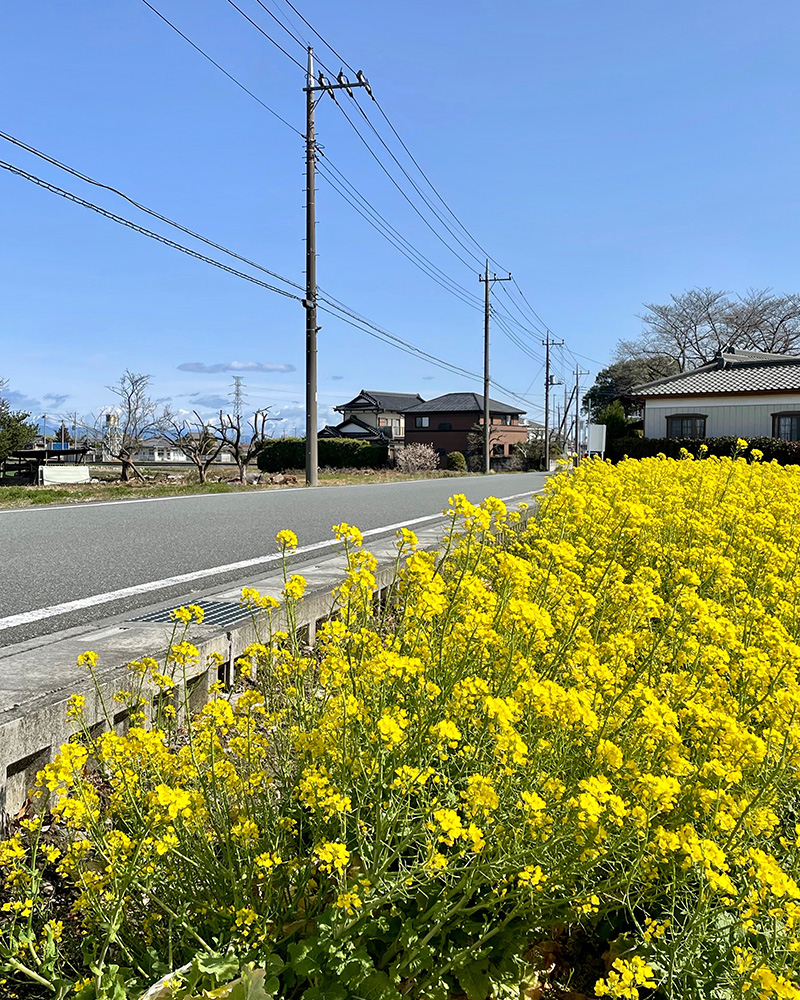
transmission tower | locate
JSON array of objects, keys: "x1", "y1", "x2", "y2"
[{"x1": 230, "y1": 376, "x2": 246, "y2": 419}]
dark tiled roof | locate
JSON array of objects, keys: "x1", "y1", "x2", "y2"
[
  {"x1": 404, "y1": 392, "x2": 524, "y2": 415},
  {"x1": 319, "y1": 415, "x2": 392, "y2": 441},
  {"x1": 631, "y1": 349, "x2": 800, "y2": 397},
  {"x1": 335, "y1": 390, "x2": 425, "y2": 413}
]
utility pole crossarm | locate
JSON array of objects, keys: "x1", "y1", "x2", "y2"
[
  {"x1": 306, "y1": 71, "x2": 373, "y2": 96},
  {"x1": 478, "y1": 261, "x2": 512, "y2": 474}
]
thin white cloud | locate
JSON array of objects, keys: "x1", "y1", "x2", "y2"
[{"x1": 178, "y1": 361, "x2": 296, "y2": 374}]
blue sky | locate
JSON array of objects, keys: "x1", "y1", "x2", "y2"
[{"x1": 3, "y1": 0, "x2": 800, "y2": 433}]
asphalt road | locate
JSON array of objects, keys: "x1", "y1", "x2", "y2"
[{"x1": 0, "y1": 472, "x2": 548, "y2": 646}]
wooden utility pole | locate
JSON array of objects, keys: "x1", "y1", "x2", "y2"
[
  {"x1": 478, "y1": 259, "x2": 511, "y2": 473},
  {"x1": 303, "y1": 48, "x2": 319, "y2": 487},
  {"x1": 541, "y1": 331, "x2": 563, "y2": 469},
  {"x1": 303, "y1": 50, "x2": 372, "y2": 486}
]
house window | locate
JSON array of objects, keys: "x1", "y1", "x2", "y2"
[
  {"x1": 438, "y1": 422, "x2": 451, "y2": 431},
  {"x1": 378, "y1": 417, "x2": 388, "y2": 427},
  {"x1": 492, "y1": 443, "x2": 505, "y2": 456},
  {"x1": 773, "y1": 413, "x2": 800, "y2": 441},
  {"x1": 666, "y1": 414, "x2": 706, "y2": 438},
  {"x1": 415, "y1": 416, "x2": 429, "y2": 428},
  {"x1": 499, "y1": 415, "x2": 512, "y2": 426}
]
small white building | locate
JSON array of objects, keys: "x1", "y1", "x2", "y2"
[
  {"x1": 131, "y1": 436, "x2": 235, "y2": 464},
  {"x1": 631, "y1": 348, "x2": 800, "y2": 441}
]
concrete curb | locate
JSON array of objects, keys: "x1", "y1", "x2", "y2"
[{"x1": 0, "y1": 516, "x2": 455, "y2": 815}]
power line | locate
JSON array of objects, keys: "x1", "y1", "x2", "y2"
[
  {"x1": 317, "y1": 291, "x2": 480, "y2": 379},
  {"x1": 223, "y1": 0, "x2": 307, "y2": 71},
  {"x1": 281, "y1": 0, "x2": 356, "y2": 74},
  {"x1": 0, "y1": 160, "x2": 303, "y2": 301},
  {"x1": 140, "y1": 0, "x2": 487, "y2": 311},
  {"x1": 369, "y1": 95, "x2": 504, "y2": 270},
  {"x1": 138, "y1": 0, "x2": 301, "y2": 135},
  {"x1": 317, "y1": 291, "x2": 544, "y2": 413},
  {"x1": 511, "y1": 276, "x2": 554, "y2": 335},
  {"x1": 135, "y1": 2, "x2": 554, "y2": 411},
  {"x1": 0, "y1": 131, "x2": 305, "y2": 294},
  {"x1": 316, "y1": 159, "x2": 483, "y2": 311},
  {"x1": 3, "y1": 159, "x2": 544, "y2": 414},
  {"x1": 347, "y1": 97, "x2": 485, "y2": 269},
  {"x1": 251, "y1": 0, "x2": 309, "y2": 52},
  {"x1": 496, "y1": 281, "x2": 547, "y2": 337},
  {"x1": 221, "y1": 0, "x2": 487, "y2": 274},
  {"x1": 491, "y1": 310, "x2": 544, "y2": 363},
  {"x1": 331, "y1": 98, "x2": 478, "y2": 271},
  {"x1": 140, "y1": 0, "x2": 562, "y2": 347}
]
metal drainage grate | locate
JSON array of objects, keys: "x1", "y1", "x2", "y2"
[{"x1": 128, "y1": 600, "x2": 256, "y2": 629}]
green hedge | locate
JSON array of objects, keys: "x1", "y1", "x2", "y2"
[
  {"x1": 446, "y1": 451, "x2": 467, "y2": 472},
  {"x1": 256, "y1": 437, "x2": 389, "y2": 472},
  {"x1": 609, "y1": 435, "x2": 800, "y2": 465}
]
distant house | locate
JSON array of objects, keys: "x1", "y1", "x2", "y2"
[
  {"x1": 630, "y1": 348, "x2": 800, "y2": 440},
  {"x1": 131, "y1": 436, "x2": 235, "y2": 464},
  {"x1": 319, "y1": 390, "x2": 425, "y2": 443},
  {"x1": 403, "y1": 392, "x2": 527, "y2": 464}
]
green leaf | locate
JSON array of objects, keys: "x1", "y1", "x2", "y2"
[
  {"x1": 352, "y1": 970, "x2": 403, "y2": 1000},
  {"x1": 196, "y1": 952, "x2": 240, "y2": 982},
  {"x1": 303, "y1": 983, "x2": 348, "y2": 1000},
  {"x1": 263, "y1": 955, "x2": 284, "y2": 977},
  {"x1": 456, "y1": 963, "x2": 491, "y2": 1000},
  {"x1": 287, "y1": 940, "x2": 321, "y2": 980}
]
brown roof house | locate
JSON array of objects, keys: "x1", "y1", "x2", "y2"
[
  {"x1": 403, "y1": 392, "x2": 527, "y2": 466},
  {"x1": 630, "y1": 348, "x2": 800, "y2": 440},
  {"x1": 319, "y1": 390, "x2": 425, "y2": 443}
]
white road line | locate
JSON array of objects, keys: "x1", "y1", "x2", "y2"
[{"x1": 0, "y1": 491, "x2": 539, "y2": 631}]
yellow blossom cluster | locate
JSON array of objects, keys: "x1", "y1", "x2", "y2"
[{"x1": 3, "y1": 455, "x2": 800, "y2": 999}]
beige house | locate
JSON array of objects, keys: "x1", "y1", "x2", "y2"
[
  {"x1": 321, "y1": 390, "x2": 425, "y2": 443},
  {"x1": 631, "y1": 349, "x2": 800, "y2": 440}
]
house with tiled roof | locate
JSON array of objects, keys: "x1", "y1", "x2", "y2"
[
  {"x1": 403, "y1": 392, "x2": 527, "y2": 464},
  {"x1": 630, "y1": 348, "x2": 800, "y2": 440},
  {"x1": 320, "y1": 390, "x2": 426, "y2": 443}
]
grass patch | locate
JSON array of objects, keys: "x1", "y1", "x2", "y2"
[
  {"x1": 0, "y1": 468, "x2": 496, "y2": 509},
  {"x1": 0, "y1": 481, "x2": 268, "y2": 509}
]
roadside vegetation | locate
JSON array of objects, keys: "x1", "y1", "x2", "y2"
[
  {"x1": 3, "y1": 448, "x2": 799, "y2": 998},
  {"x1": 0, "y1": 468, "x2": 488, "y2": 509}
]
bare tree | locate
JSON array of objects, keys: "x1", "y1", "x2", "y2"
[
  {"x1": 725, "y1": 288, "x2": 800, "y2": 355},
  {"x1": 100, "y1": 371, "x2": 166, "y2": 482},
  {"x1": 210, "y1": 408, "x2": 273, "y2": 481},
  {"x1": 617, "y1": 288, "x2": 800, "y2": 371},
  {"x1": 162, "y1": 411, "x2": 226, "y2": 484}
]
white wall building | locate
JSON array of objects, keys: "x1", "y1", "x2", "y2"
[
  {"x1": 130, "y1": 436, "x2": 235, "y2": 464},
  {"x1": 631, "y1": 349, "x2": 800, "y2": 441}
]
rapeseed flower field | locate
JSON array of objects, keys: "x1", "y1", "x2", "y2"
[{"x1": 1, "y1": 453, "x2": 800, "y2": 999}]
